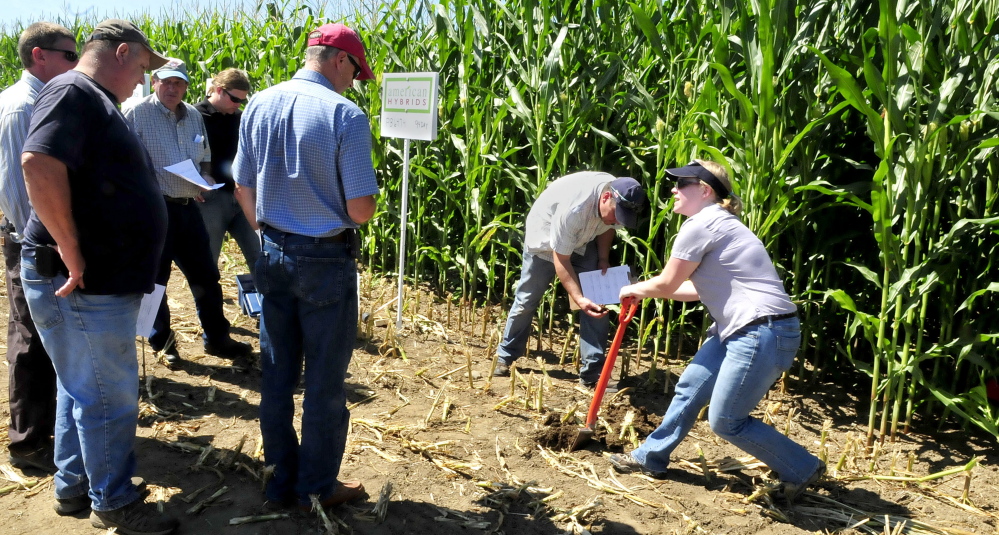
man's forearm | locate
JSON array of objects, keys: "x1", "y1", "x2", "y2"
[{"x1": 553, "y1": 252, "x2": 584, "y2": 304}]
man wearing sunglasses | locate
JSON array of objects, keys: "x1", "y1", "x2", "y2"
[
  {"x1": 493, "y1": 172, "x2": 646, "y2": 388},
  {"x1": 194, "y1": 69, "x2": 259, "y2": 274},
  {"x1": 124, "y1": 58, "x2": 251, "y2": 367},
  {"x1": 0, "y1": 21, "x2": 79, "y2": 476}
]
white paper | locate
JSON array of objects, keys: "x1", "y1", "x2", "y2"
[
  {"x1": 578, "y1": 265, "x2": 632, "y2": 305},
  {"x1": 136, "y1": 284, "x2": 166, "y2": 337},
  {"x1": 163, "y1": 159, "x2": 224, "y2": 190}
]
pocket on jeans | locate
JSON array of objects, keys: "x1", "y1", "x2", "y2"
[
  {"x1": 297, "y1": 256, "x2": 348, "y2": 306},
  {"x1": 20, "y1": 275, "x2": 63, "y2": 330},
  {"x1": 774, "y1": 331, "x2": 801, "y2": 371}
]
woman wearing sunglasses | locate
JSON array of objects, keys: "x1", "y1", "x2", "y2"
[{"x1": 610, "y1": 159, "x2": 824, "y2": 503}]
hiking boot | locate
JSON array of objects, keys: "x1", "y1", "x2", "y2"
[
  {"x1": 9, "y1": 445, "x2": 56, "y2": 473},
  {"x1": 90, "y1": 498, "x2": 177, "y2": 535},
  {"x1": 608, "y1": 453, "x2": 668, "y2": 479},
  {"x1": 204, "y1": 337, "x2": 252, "y2": 358},
  {"x1": 780, "y1": 461, "x2": 826, "y2": 504},
  {"x1": 299, "y1": 480, "x2": 367, "y2": 512},
  {"x1": 55, "y1": 477, "x2": 149, "y2": 516},
  {"x1": 492, "y1": 363, "x2": 510, "y2": 377}
]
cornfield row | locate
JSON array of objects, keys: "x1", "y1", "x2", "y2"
[{"x1": 1, "y1": 0, "x2": 996, "y2": 440}]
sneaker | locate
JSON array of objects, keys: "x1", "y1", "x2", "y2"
[
  {"x1": 298, "y1": 480, "x2": 367, "y2": 511},
  {"x1": 160, "y1": 345, "x2": 181, "y2": 367},
  {"x1": 608, "y1": 453, "x2": 668, "y2": 479},
  {"x1": 55, "y1": 477, "x2": 149, "y2": 516},
  {"x1": 780, "y1": 461, "x2": 826, "y2": 504},
  {"x1": 204, "y1": 337, "x2": 252, "y2": 358},
  {"x1": 9, "y1": 445, "x2": 56, "y2": 473},
  {"x1": 492, "y1": 363, "x2": 510, "y2": 377},
  {"x1": 580, "y1": 379, "x2": 619, "y2": 393},
  {"x1": 90, "y1": 498, "x2": 177, "y2": 535}
]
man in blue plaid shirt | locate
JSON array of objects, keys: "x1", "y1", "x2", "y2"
[{"x1": 233, "y1": 23, "x2": 378, "y2": 512}]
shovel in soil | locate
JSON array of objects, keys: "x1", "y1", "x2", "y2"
[{"x1": 568, "y1": 299, "x2": 638, "y2": 451}]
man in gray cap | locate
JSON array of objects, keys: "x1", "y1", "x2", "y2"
[
  {"x1": 19, "y1": 18, "x2": 178, "y2": 535},
  {"x1": 124, "y1": 57, "x2": 251, "y2": 367},
  {"x1": 493, "y1": 172, "x2": 646, "y2": 388}
]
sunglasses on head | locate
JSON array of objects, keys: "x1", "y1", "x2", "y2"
[
  {"x1": 40, "y1": 47, "x2": 78, "y2": 62},
  {"x1": 609, "y1": 186, "x2": 640, "y2": 211},
  {"x1": 675, "y1": 177, "x2": 702, "y2": 189},
  {"x1": 222, "y1": 88, "x2": 247, "y2": 104}
]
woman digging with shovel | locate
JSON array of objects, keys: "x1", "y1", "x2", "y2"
[{"x1": 609, "y1": 160, "x2": 824, "y2": 504}]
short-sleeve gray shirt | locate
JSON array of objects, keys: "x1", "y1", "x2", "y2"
[
  {"x1": 523, "y1": 171, "x2": 621, "y2": 261},
  {"x1": 672, "y1": 204, "x2": 795, "y2": 341}
]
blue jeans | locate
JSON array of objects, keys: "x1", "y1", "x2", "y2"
[
  {"x1": 631, "y1": 317, "x2": 821, "y2": 485},
  {"x1": 20, "y1": 255, "x2": 143, "y2": 511},
  {"x1": 197, "y1": 189, "x2": 260, "y2": 276},
  {"x1": 496, "y1": 243, "x2": 611, "y2": 383},
  {"x1": 256, "y1": 228, "x2": 357, "y2": 505},
  {"x1": 150, "y1": 201, "x2": 231, "y2": 349}
]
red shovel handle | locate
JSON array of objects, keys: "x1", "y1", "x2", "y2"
[{"x1": 583, "y1": 300, "x2": 638, "y2": 428}]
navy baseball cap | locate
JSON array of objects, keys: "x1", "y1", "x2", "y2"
[{"x1": 608, "y1": 177, "x2": 646, "y2": 228}]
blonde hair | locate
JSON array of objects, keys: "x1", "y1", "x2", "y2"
[{"x1": 694, "y1": 159, "x2": 743, "y2": 216}]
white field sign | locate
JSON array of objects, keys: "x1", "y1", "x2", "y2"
[
  {"x1": 380, "y1": 72, "x2": 441, "y2": 327},
  {"x1": 381, "y1": 73, "x2": 439, "y2": 141}
]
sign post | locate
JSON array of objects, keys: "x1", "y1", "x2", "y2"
[{"x1": 380, "y1": 72, "x2": 439, "y2": 329}]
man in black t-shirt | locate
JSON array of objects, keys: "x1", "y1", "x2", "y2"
[
  {"x1": 194, "y1": 68, "x2": 259, "y2": 273},
  {"x1": 19, "y1": 19, "x2": 178, "y2": 535}
]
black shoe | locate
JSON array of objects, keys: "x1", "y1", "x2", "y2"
[
  {"x1": 779, "y1": 461, "x2": 826, "y2": 504},
  {"x1": 493, "y1": 363, "x2": 510, "y2": 377},
  {"x1": 204, "y1": 337, "x2": 252, "y2": 358},
  {"x1": 9, "y1": 446, "x2": 56, "y2": 473},
  {"x1": 90, "y1": 498, "x2": 177, "y2": 535},
  {"x1": 160, "y1": 345, "x2": 181, "y2": 367},
  {"x1": 57, "y1": 477, "x2": 148, "y2": 516},
  {"x1": 608, "y1": 453, "x2": 668, "y2": 479}
]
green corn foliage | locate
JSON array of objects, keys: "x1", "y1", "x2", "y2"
[{"x1": 1, "y1": 0, "x2": 996, "y2": 439}]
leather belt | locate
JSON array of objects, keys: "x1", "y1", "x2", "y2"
[
  {"x1": 260, "y1": 223, "x2": 350, "y2": 244},
  {"x1": 164, "y1": 196, "x2": 190, "y2": 205},
  {"x1": 745, "y1": 312, "x2": 797, "y2": 327}
]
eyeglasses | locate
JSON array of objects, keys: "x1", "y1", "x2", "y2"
[
  {"x1": 675, "y1": 177, "x2": 702, "y2": 189},
  {"x1": 40, "y1": 47, "x2": 78, "y2": 62},
  {"x1": 222, "y1": 88, "x2": 247, "y2": 104},
  {"x1": 609, "y1": 186, "x2": 640, "y2": 212},
  {"x1": 346, "y1": 55, "x2": 362, "y2": 79}
]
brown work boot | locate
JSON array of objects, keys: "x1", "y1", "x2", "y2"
[
  {"x1": 90, "y1": 498, "x2": 177, "y2": 535},
  {"x1": 299, "y1": 480, "x2": 367, "y2": 511}
]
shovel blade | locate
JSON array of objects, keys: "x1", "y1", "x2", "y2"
[{"x1": 568, "y1": 426, "x2": 595, "y2": 452}]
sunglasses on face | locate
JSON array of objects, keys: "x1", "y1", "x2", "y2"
[
  {"x1": 346, "y1": 55, "x2": 362, "y2": 79},
  {"x1": 222, "y1": 88, "x2": 247, "y2": 104},
  {"x1": 676, "y1": 177, "x2": 702, "y2": 189},
  {"x1": 40, "y1": 47, "x2": 78, "y2": 62},
  {"x1": 609, "y1": 186, "x2": 640, "y2": 211}
]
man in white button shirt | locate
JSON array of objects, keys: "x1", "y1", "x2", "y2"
[{"x1": 494, "y1": 172, "x2": 646, "y2": 387}]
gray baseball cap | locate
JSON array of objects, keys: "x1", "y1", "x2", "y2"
[
  {"x1": 152, "y1": 58, "x2": 189, "y2": 82},
  {"x1": 88, "y1": 19, "x2": 168, "y2": 70}
]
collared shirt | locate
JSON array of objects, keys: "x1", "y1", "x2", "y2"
[
  {"x1": 672, "y1": 204, "x2": 796, "y2": 341},
  {"x1": 233, "y1": 69, "x2": 378, "y2": 237},
  {"x1": 523, "y1": 171, "x2": 621, "y2": 260},
  {"x1": 123, "y1": 93, "x2": 211, "y2": 199},
  {"x1": 0, "y1": 71, "x2": 45, "y2": 238}
]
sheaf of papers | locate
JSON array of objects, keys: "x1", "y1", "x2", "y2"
[
  {"x1": 136, "y1": 284, "x2": 166, "y2": 337},
  {"x1": 164, "y1": 159, "x2": 224, "y2": 190},
  {"x1": 579, "y1": 265, "x2": 632, "y2": 305}
]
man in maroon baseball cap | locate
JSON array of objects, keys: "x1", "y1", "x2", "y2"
[{"x1": 307, "y1": 23, "x2": 375, "y2": 80}]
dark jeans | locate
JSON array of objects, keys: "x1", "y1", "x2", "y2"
[
  {"x1": 2, "y1": 226, "x2": 56, "y2": 452},
  {"x1": 197, "y1": 189, "x2": 260, "y2": 276},
  {"x1": 256, "y1": 227, "x2": 357, "y2": 505},
  {"x1": 149, "y1": 201, "x2": 231, "y2": 349}
]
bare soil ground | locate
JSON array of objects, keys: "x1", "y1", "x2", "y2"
[{"x1": 1, "y1": 253, "x2": 998, "y2": 535}]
